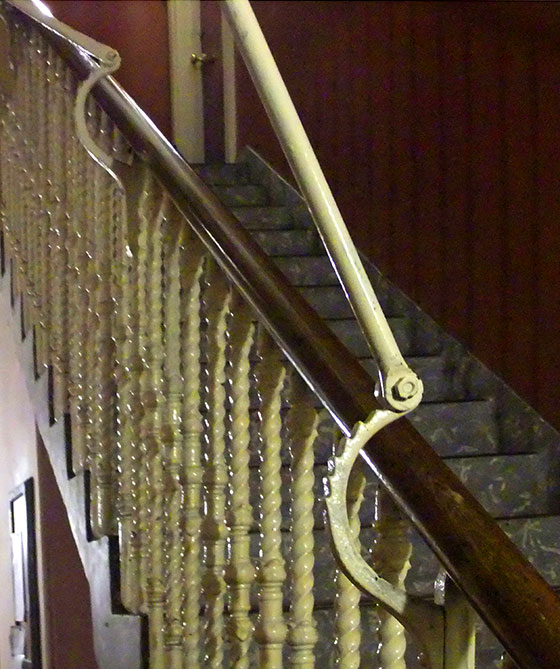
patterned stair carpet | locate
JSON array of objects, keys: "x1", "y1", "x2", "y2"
[{"x1": 196, "y1": 149, "x2": 560, "y2": 668}]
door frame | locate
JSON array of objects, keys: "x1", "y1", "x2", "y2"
[{"x1": 167, "y1": 0, "x2": 237, "y2": 164}]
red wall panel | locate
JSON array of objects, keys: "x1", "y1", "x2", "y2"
[
  {"x1": 38, "y1": 435, "x2": 97, "y2": 669},
  {"x1": 47, "y1": 0, "x2": 171, "y2": 136},
  {"x1": 237, "y1": 1, "x2": 560, "y2": 429}
]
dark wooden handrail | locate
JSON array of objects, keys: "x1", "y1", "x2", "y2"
[{"x1": 10, "y1": 7, "x2": 560, "y2": 667}]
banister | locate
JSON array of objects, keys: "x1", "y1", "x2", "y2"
[
  {"x1": 6, "y1": 3, "x2": 560, "y2": 667},
  {"x1": 221, "y1": 0, "x2": 422, "y2": 414}
]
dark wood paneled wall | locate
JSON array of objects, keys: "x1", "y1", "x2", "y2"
[
  {"x1": 47, "y1": 0, "x2": 171, "y2": 137},
  {"x1": 237, "y1": 1, "x2": 560, "y2": 430},
  {"x1": 37, "y1": 434, "x2": 97, "y2": 668}
]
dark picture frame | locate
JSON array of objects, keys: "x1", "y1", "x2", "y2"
[{"x1": 10, "y1": 478, "x2": 42, "y2": 668}]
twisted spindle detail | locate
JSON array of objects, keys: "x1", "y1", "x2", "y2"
[
  {"x1": 179, "y1": 235, "x2": 205, "y2": 668},
  {"x1": 225, "y1": 296, "x2": 256, "y2": 668},
  {"x1": 286, "y1": 373, "x2": 318, "y2": 668},
  {"x1": 254, "y1": 331, "x2": 288, "y2": 668},
  {"x1": 372, "y1": 487, "x2": 412, "y2": 669},
  {"x1": 201, "y1": 261, "x2": 231, "y2": 668},
  {"x1": 335, "y1": 464, "x2": 366, "y2": 669}
]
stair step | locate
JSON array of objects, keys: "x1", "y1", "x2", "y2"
[
  {"x1": 232, "y1": 206, "x2": 292, "y2": 230},
  {"x1": 275, "y1": 256, "x2": 338, "y2": 286},
  {"x1": 445, "y1": 453, "x2": 548, "y2": 518},
  {"x1": 300, "y1": 284, "x2": 394, "y2": 319},
  {"x1": 327, "y1": 317, "x2": 441, "y2": 357},
  {"x1": 408, "y1": 400, "x2": 500, "y2": 456},
  {"x1": 211, "y1": 184, "x2": 269, "y2": 207},
  {"x1": 408, "y1": 514, "x2": 560, "y2": 599},
  {"x1": 327, "y1": 317, "x2": 414, "y2": 357},
  {"x1": 194, "y1": 163, "x2": 249, "y2": 185},
  {"x1": 252, "y1": 229, "x2": 324, "y2": 256}
]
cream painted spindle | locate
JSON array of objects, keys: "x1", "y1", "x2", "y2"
[
  {"x1": 26, "y1": 32, "x2": 43, "y2": 343},
  {"x1": 201, "y1": 260, "x2": 231, "y2": 668},
  {"x1": 224, "y1": 295, "x2": 256, "y2": 668},
  {"x1": 135, "y1": 169, "x2": 159, "y2": 615},
  {"x1": 31, "y1": 34, "x2": 50, "y2": 374},
  {"x1": 0, "y1": 106, "x2": 17, "y2": 297},
  {"x1": 21, "y1": 35, "x2": 36, "y2": 334},
  {"x1": 88, "y1": 109, "x2": 118, "y2": 538},
  {"x1": 17, "y1": 31, "x2": 31, "y2": 333},
  {"x1": 254, "y1": 329, "x2": 288, "y2": 668},
  {"x1": 45, "y1": 51, "x2": 69, "y2": 417},
  {"x1": 285, "y1": 373, "x2": 319, "y2": 667},
  {"x1": 66, "y1": 122, "x2": 91, "y2": 473},
  {"x1": 179, "y1": 234, "x2": 205, "y2": 668},
  {"x1": 141, "y1": 182, "x2": 168, "y2": 669},
  {"x1": 161, "y1": 206, "x2": 185, "y2": 669},
  {"x1": 335, "y1": 463, "x2": 366, "y2": 669},
  {"x1": 372, "y1": 487, "x2": 412, "y2": 669},
  {"x1": 114, "y1": 138, "x2": 143, "y2": 614}
]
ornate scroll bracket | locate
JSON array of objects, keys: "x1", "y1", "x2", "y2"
[
  {"x1": 325, "y1": 409, "x2": 444, "y2": 667},
  {"x1": 74, "y1": 47, "x2": 122, "y2": 180}
]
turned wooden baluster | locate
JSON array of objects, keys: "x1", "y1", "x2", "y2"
[
  {"x1": 140, "y1": 177, "x2": 168, "y2": 668},
  {"x1": 135, "y1": 169, "x2": 158, "y2": 614},
  {"x1": 21, "y1": 33, "x2": 37, "y2": 337},
  {"x1": 65, "y1": 112, "x2": 93, "y2": 473},
  {"x1": 254, "y1": 330, "x2": 288, "y2": 668},
  {"x1": 335, "y1": 462, "x2": 366, "y2": 669},
  {"x1": 3, "y1": 107, "x2": 21, "y2": 309},
  {"x1": 179, "y1": 233, "x2": 205, "y2": 668},
  {"x1": 224, "y1": 295, "x2": 256, "y2": 668},
  {"x1": 1, "y1": 27, "x2": 23, "y2": 280},
  {"x1": 45, "y1": 50, "x2": 70, "y2": 418},
  {"x1": 16, "y1": 30, "x2": 31, "y2": 333},
  {"x1": 372, "y1": 487, "x2": 412, "y2": 669},
  {"x1": 285, "y1": 373, "x2": 319, "y2": 668},
  {"x1": 114, "y1": 139, "x2": 143, "y2": 614},
  {"x1": 59, "y1": 61, "x2": 78, "y2": 417},
  {"x1": 5, "y1": 24, "x2": 26, "y2": 300},
  {"x1": 31, "y1": 33, "x2": 50, "y2": 373},
  {"x1": 27, "y1": 31, "x2": 49, "y2": 351},
  {"x1": 79, "y1": 99, "x2": 102, "y2": 472},
  {"x1": 88, "y1": 109, "x2": 119, "y2": 538},
  {"x1": 0, "y1": 107, "x2": 18, "y2": 295},
  {"x1": 0, "y1": 33, "x2": 14, "y2": 275},
  {"x1": 9, "y1": 42, "x2": 25, "y2": 325},
  {"x1": 161, "y1": 204, "x2": 186, "y2": 669},
  {"x1": 201, "y1": 260, "x2": 231, "y2": 668}
]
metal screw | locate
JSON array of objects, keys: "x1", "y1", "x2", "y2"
[{"x1": 393, "y1": 377, "x2": 418, "y2": 401}]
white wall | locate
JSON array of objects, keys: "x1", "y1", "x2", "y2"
[{"x1": 0, "y1": 281, "x2": 47, "y2": 669}]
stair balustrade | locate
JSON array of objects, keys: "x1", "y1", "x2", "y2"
[{"x1": 2, "y1": 3, "x2": 560, "y2": 668}]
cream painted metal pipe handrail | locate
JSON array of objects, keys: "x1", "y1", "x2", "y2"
[{"x1": 221, "y1": 0, "x2": 422, "y2": 412}]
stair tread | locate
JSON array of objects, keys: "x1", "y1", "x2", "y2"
[
  {"x1": 274, "y1": 255, "x2": 339, "y2": 286},
  {"x1": 409, "y1": 399, "x2": 500, "y2": 456},
  {"x1": 252, "y1": 228, "x2": 324, "y2": 256},
  {"x1": 408, "y1": 514, "x2": 560, "y2": 599},
  {"x1": 193, "y1": 162, "x2": 249, "y2": 185},
  {"x1": 444, "y1": 452, "x2": 548, "y2": 518},
  {"x1": 211, "y1": 183, "x2": 269, "y2": 207},
  {"x1": 327, "y1": 316, "x2": 440, "y2": 356},
  {"x1": 232, "y1": 205, "x2": 292, "y2": 230},
  {"x1": 327, "y1": 316, "x2": 412, "y2": 357},
  {"x1": 301, "y1": 284, "x2": 395, "y2": 319}
]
